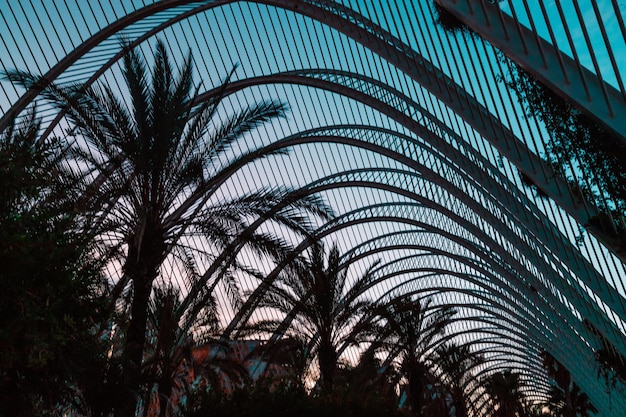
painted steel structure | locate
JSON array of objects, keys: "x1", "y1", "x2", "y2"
[{"x1": 1, "y1": 0, "x2": 626, "y2": 415}]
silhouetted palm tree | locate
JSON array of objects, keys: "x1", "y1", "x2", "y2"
[
  {"x1": 484, "y1": 370, "x2": 526, "y2": 417},
  {"x1": 142, "y1": 284, "x2": 253, "y2": 417},
  {"x1": 5, "y1": 40, "x2": 332, "y2": 416},
  {"x1": 252, "y1": 241, "x2": 381, "y2": 392},
  {"x1": 373, "y1": 296, "x2": 456, "y2": 415},
  {"x1": 546, "y1": 383, "x2": 597, "y2": 417},
  {"x1": 434, "y1": 342, "x2": 484, "y2": 417}
]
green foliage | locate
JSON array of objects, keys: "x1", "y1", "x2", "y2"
[
  {"x1": 498, "y1": 57, "x2": 626, "y2": 220},
  {"x1": 0, "y1": 111, "x2": 108, "y2": 416},
  {"x1": 583, "y1": 319, "x2": 626, "y2": 388},
  {"x1": 432, "y1": 2, "x2": 473, "y2": 35},
  {"x1": 184, "y1": 379, "x2": 408, "y2": 417},
  {"x1": 432, "y1": 0, "x2": 502, "y2": 36}
]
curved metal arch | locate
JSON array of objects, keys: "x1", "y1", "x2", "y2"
[
  {"x1": 200, "y1": 72, "x2": 626, "y2": 335},
  {"x1": 224, "y1": 196, "x2": 539, "y2": 338},
  {"x1": 370, "y1": 272, "x2": 589, "y2": 361},
  {"x1": 340, "y1": 246, "x2": 560, "y2": 338},
  {"x1": 462, "y1": 334, "x2": 544, "y2": 364},
  {"x1": 358, "y1": 300, "x2": 543, "y2": 362},
  {"x1": 224, "y1": 167, "x2": 616, "y2": 356},
  {"x1": 175, "y1": 126, "x2": 522, "y2": 316},
  {"x1": 373, "y1": 286, "x2": 552, "y2": 346},
  {"x1": 435, "y1": 0, "x2": 626, "y2": 144},
  {"x1": 375, "y1": 267, "x2": 615, "y2": 408},
  {"x1": 274, "y1": 229, "x2": 574, "y2": 353},
  {"x1": 236, "y1": 208, "x2": 572, "y2": 360},
  {"x1": 374, "y1": 277, "x2": 602, "y2": 385},
  {"x1": 5, "y1": 0, "x2": 623, "y2": 349},
  {"x1": 1, "y1": 0, "x2": 599, "y2": 234},
  {"x1": 0, "y1": 0, "x2": 221, "y2": 130},
  {"x1": 231, "y1": 197, "x2": 608, "y2": 405},
  {"x1": 368, "y1": 264, "x2": 557, "y2": 332},
  {"x1": 307, "y1": 166, "x2": 625, "y2": 346},
  {"x1": 7, "y1": 5, "x2": 619, "y2": 358},
  {"x1": 229, "y1": 193, "x2": 618, "y2": 409},
  {"x1": 167, "y1": 135, "x2": 584, "y2": 350},
  {"x1": 363, "y1": 302, "x2": 584, "y2": 409}
]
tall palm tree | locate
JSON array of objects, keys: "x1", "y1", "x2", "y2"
[
  {"x1": 433, "y1": 342, "x2": 484, "y2": 417},
  {"x1": 484, "y1": 370, "x2": 526, "y2": 417},
  {"x1": 5, "y1": 40, "x2": 332, "y2": 416},
  {"x1": 372, "y1": 295, "x2": 456, "y2": 415},
  {"x1": 252, "y1": 241, "x2": 381, "y2": 392}
]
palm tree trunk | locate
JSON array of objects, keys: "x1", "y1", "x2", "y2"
[
  {"x1": 318, "y1": 341, "x2": 337, "y2": 393},
  {"x1": 454, "y1": 387, "x2": 468, "y2": 417},
  {"x1": 117, "y1": 273, "x2": 153, "y2": 417},
  {"x1": 158, "y1": 377, "x2": 173, "y2": 417},
  {"x1": 407, "y1": 366, "x2": 425, "y2": 415},
  {"x1": 118, "y1": 236, "x2": 165, "y2": 417}
]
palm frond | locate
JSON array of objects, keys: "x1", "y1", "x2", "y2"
[{"x1": 204, "y1": 99, "x2": 288, "y2": 164}]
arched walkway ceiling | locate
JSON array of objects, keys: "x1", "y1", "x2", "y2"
[
  {"x1": 227, "y1": 192, "x2": 613, "y2": 380},
  {"x1": 2, "y1": 0, "x2": 626, "y2": 414},
  {"x1": 210, "y1": 77, "x2": 626, "y2": 326}
]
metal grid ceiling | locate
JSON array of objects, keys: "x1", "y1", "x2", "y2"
[{"x1": 1, "y1": 1, "x2": 625, "y2": 415}]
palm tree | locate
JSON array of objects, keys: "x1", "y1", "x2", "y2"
[
  {"x1": 5, "y1": 40, "x2": 332, "y2": 416},
  {"x1": 142, "y1": 284, "x2": 254, "y2": 417},
  {"x1": 252, "y1": 241, "x2": 381, "y2": 392},
  {"x1": 433, "y1": 342, "x2": 484, "y2": 417},
  {"x1": 371, "y1": 296, "x2": 456, "y2": 415},
  {"x1": 546, "y1": 383, "x2": 597, "y2": 417},
  {"x1": 142, "y1": 285, "x2": 196, "y2": 417},
  {"x1": 484, "y1": 370, "x2": 526, "y2": 417}
]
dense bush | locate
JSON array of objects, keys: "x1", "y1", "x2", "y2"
[
  {"x1": 184, "y1": 379, "x2": 408, "y2": 417},
  {"x1": 0, "y1": 113, "x2": 108, "y2": 416}
]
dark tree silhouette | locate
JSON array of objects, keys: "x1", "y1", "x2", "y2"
[
  {"x1": 0, "y1": 109, "x2": 108, "y2": 416},
  {"x1": 5, "y1": 39, "x2": 332, "y2": 417},
  {"x1": 372, "y1": 295, "x2": 456, "y2": 415},
  {"x1": 252, "y1": 241, "x2": 381, "y2": 392}
]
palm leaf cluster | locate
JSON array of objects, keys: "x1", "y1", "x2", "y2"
[{"x1": 251, "y1": 242, "x2": 381, "y2": 391}]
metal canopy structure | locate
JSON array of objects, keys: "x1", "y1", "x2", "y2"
[{"x1": 1, "y1": 0, "x2": 626, "y2": 414}]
